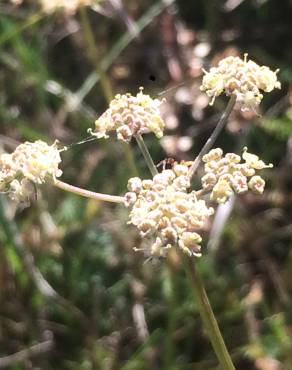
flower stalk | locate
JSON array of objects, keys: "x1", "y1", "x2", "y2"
[
  {"x1": 135, "y1": 134, "x2": 158, "y2": 176},
  {"x1": 54, "y1": 180, "x2": 124, "y2": 204},
  {"x1": 80, "y1": 7, "x2": 138, "y2": 177},
  {"x1": 181, "y1": 252, "x2": 235, "y2": 370},
  {"x1": 188, "y1": 94, "x2": 236, "y2": 180},
  {"x1": 79, "y1": 6, "x2": 113, "y2": 104}
]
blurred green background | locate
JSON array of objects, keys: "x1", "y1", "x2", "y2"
[{"x1": 0, "y1": 0, "x2": 292, "y2": 369}]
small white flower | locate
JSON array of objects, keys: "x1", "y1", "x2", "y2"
[
  {"x1": 211, "y1": 179, "x2": 233, "y2": 203},
  {"x1": 127, "y1": 177, "x2": 143, "y2": 193},
  {"x1": 201, "y1": 173, "x2": 217, "y2": 190},
  {"x1": 231, "y1": 172, "x2": 248, "y2": 194},
  {"x1": 124, "y1": 192, "x2": 137, "y2": 207},
  {"x1": 248, "y1": 176, "x2": 265, "y2": 194},
  {"x1": 173, "y1": 164, "x2": 189, "y2": 176},
  {"x1": 202, "y1": 148, "x2": 223, "y2": 162},
  {"x1": 178, "y1": 232, "x2": 202, "y2": 257}
]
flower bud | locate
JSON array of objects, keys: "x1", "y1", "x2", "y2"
[
  {"x1": 173, "y1": 164, "x2": 189, "y2": 176},
  {"x1": 142, "y1": 180, "x2": 153, "y2": 189},
  {"x1": 242, "y1": 147, "x2": 273, "y2": 170},
  {"x1": 127, "y1": 177, "x2": 143, "y2": 193},
  {"x1": 211, "y1": 179, "x2": 233, "y2": 203},
  {"x1": 201, "y1": 173, "x2": 217, "y2": 190},
  {"x1": 202, "y1": 148, "x2": 223, "y2": 162},
  {"x1": 231, "y1": 173, "x2": 248, "y2": 194},
  {"x1": 124, "y1": 192, "x2": 137, "y2": 207}
]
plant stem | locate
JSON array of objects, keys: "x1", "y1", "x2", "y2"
[
  {"x1": 188, "y1": 95, "x2": 236, "y2": 180},
  {"x1": 79, "y1": 6, "x2": 113, "y2": 104},
  {"x1": 181, "y1": 254, "x2": 235, "y2": 370},
  {"x1": 79, "y1": 7, "x2": 138, "y2": 177},
  {"x1": 0, "y1": 12, "x2": 44, "y2": 47},
  {"x1": 135, "y1": 134, "x2": 158, "y2": 176},
  {"x1": 54, "y1": 180, "x2": 124, "y2": 204},
  {"x1": 75, "y1": 0, "x2": 176, "y2": 103},
  {"x1": 163, "y1": 260, "x2": 178, "y2": 370},
  {"x1": 134, "y1": 134, "x2": 179, "y2": 369},
  {"x1": 122, "y1": 142, "x2": 140, "y2": 176}
]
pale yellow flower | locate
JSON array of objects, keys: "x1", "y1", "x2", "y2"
[
  {"x1": 248, "y1": 176, "x2": 265, "y2": 194},
  {"x1": 200, "y1": 55, "x2": 281, "y2": 111},
  {"x1": 0, "y1": 140, "x2": 62, "y2": 203},
  {"x1": 201, "y1": 147, "x2": 272, "y2": 203},
  {"x1": 210, "y1": 178, "x2": 233, "y2": 204},
  {"x1": 39, "y1": 0, "x2": 92, "y2": 14},
  {"x1": 242, "y1": 147, "x2": 273, "y2": 170},
  {"x1": 91, "y1": 88, "x2": 165, "y2": 143},
  {"x1": 125, "y1": 165, "x2": 213, "y2": 257}
]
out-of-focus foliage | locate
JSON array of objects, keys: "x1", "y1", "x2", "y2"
[{"x1": 0, "y1": 0, "x2": 292, "y2": 369}]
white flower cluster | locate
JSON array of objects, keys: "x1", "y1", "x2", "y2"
[
  {"x1": 0, "y1": 140, "x2": 62, "y2": 203},
  {"x1": 201, "y1": 148, "x2": 273, "y2": 203},
  {"x1": 125, "y1": 164, "x2": 214, "y2": 257},
  {"x1": 39, "y1": 0, "x2": 91, "y2": 14},
  {"x1": 91, "y1": 88, "x2": 165, "y2": 143},
  {"x1": 200, "y1": 55, "x2": 281, "y2": 111}
]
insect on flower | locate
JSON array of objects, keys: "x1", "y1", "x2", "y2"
[
  {"x1": 156, "y1": 158, "x2": 176, "y2": 170},
  {"x1": 156, "y1": 158, "x2": 194, "y2": 171}
]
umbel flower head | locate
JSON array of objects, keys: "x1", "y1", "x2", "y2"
[
  {"x1": 201, "y1": 147, "x2": 273, "y2": 203},
  {"x1": 200, "y1": 54, "x2": 281, "y2": 111},
  {"x1": 0, "y1": 140, "x2": 62, "y2": 203},
  {"x1": 90, "y1": 88, "x2": 165, "y2": 143},
  {"x1": 125, "y1": 164, "x2": 214, "y2": 257}
]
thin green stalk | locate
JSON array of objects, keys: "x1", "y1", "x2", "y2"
[
  {"x1": 163, "y1": 260, "x2": 178, "y2": 370},
  {"x1": 135, "y1": 134, "x2": 158, "y2": 176},
  {"x1": 181, "y1": 253, "x2": 235, "y2": 370},
  {"x1": 121, "y1": 142, "x2": 139, "y2": 176},
  {"x1": 188, "y1": 95, "x2": 236, "y2": 180},
  {"x1": 75, "y1": 0, "x2": 176, "y2": 102},
  {"x1": 79, "y1": 6, "x2": 113, "y2": 103},
  {"x1": 54, "y1": 180, "x2": 124, "y2": 204},
  {"x1": 79, "y1": 6, "x2": 138, "y2": 177},
  {"x1": 0, "y1": 12, "x2": 44, "y2": 46},
  {"x1": 134, "y1": 134, "x2": 179, "y2": 369}
]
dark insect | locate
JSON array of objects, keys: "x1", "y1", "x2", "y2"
[
  {"x1": 156, "y1": 158, "x2": 194, "y2": 170},
  {"x1": 156, "y1": 158, "x2": 176, "y2": 170}
]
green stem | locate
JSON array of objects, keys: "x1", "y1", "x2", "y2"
[
  {"x1": 79, "y1": 7, "x2": 138, "y2": 177},
  {"x1": 181, "y1": 254, "x2": 235, "y2": 370},
  {"x1": 79, "y1": 6, "x2": 113, "y2": 104},
  {"x1": 188, "y1": 95, "x2": 236, "y2": 180},
  {"x1": 0, "y1": 12, "x2": 44, "y2": 47},
  {"x1": 135, "y1": 134, "x2": 158, "y2": 176},
  {"x1": 163, "y1": 261, "x2": 178, "y2": 370},
  {"x1": 75, "y1": 0, "x2": 176, "y2": 103},
  {"x1": 54, "y1": 180, "x2": 124, "y2": 204},
  {"x1": 121, "y1": 142, "x2": 139, "y2": 176}
]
